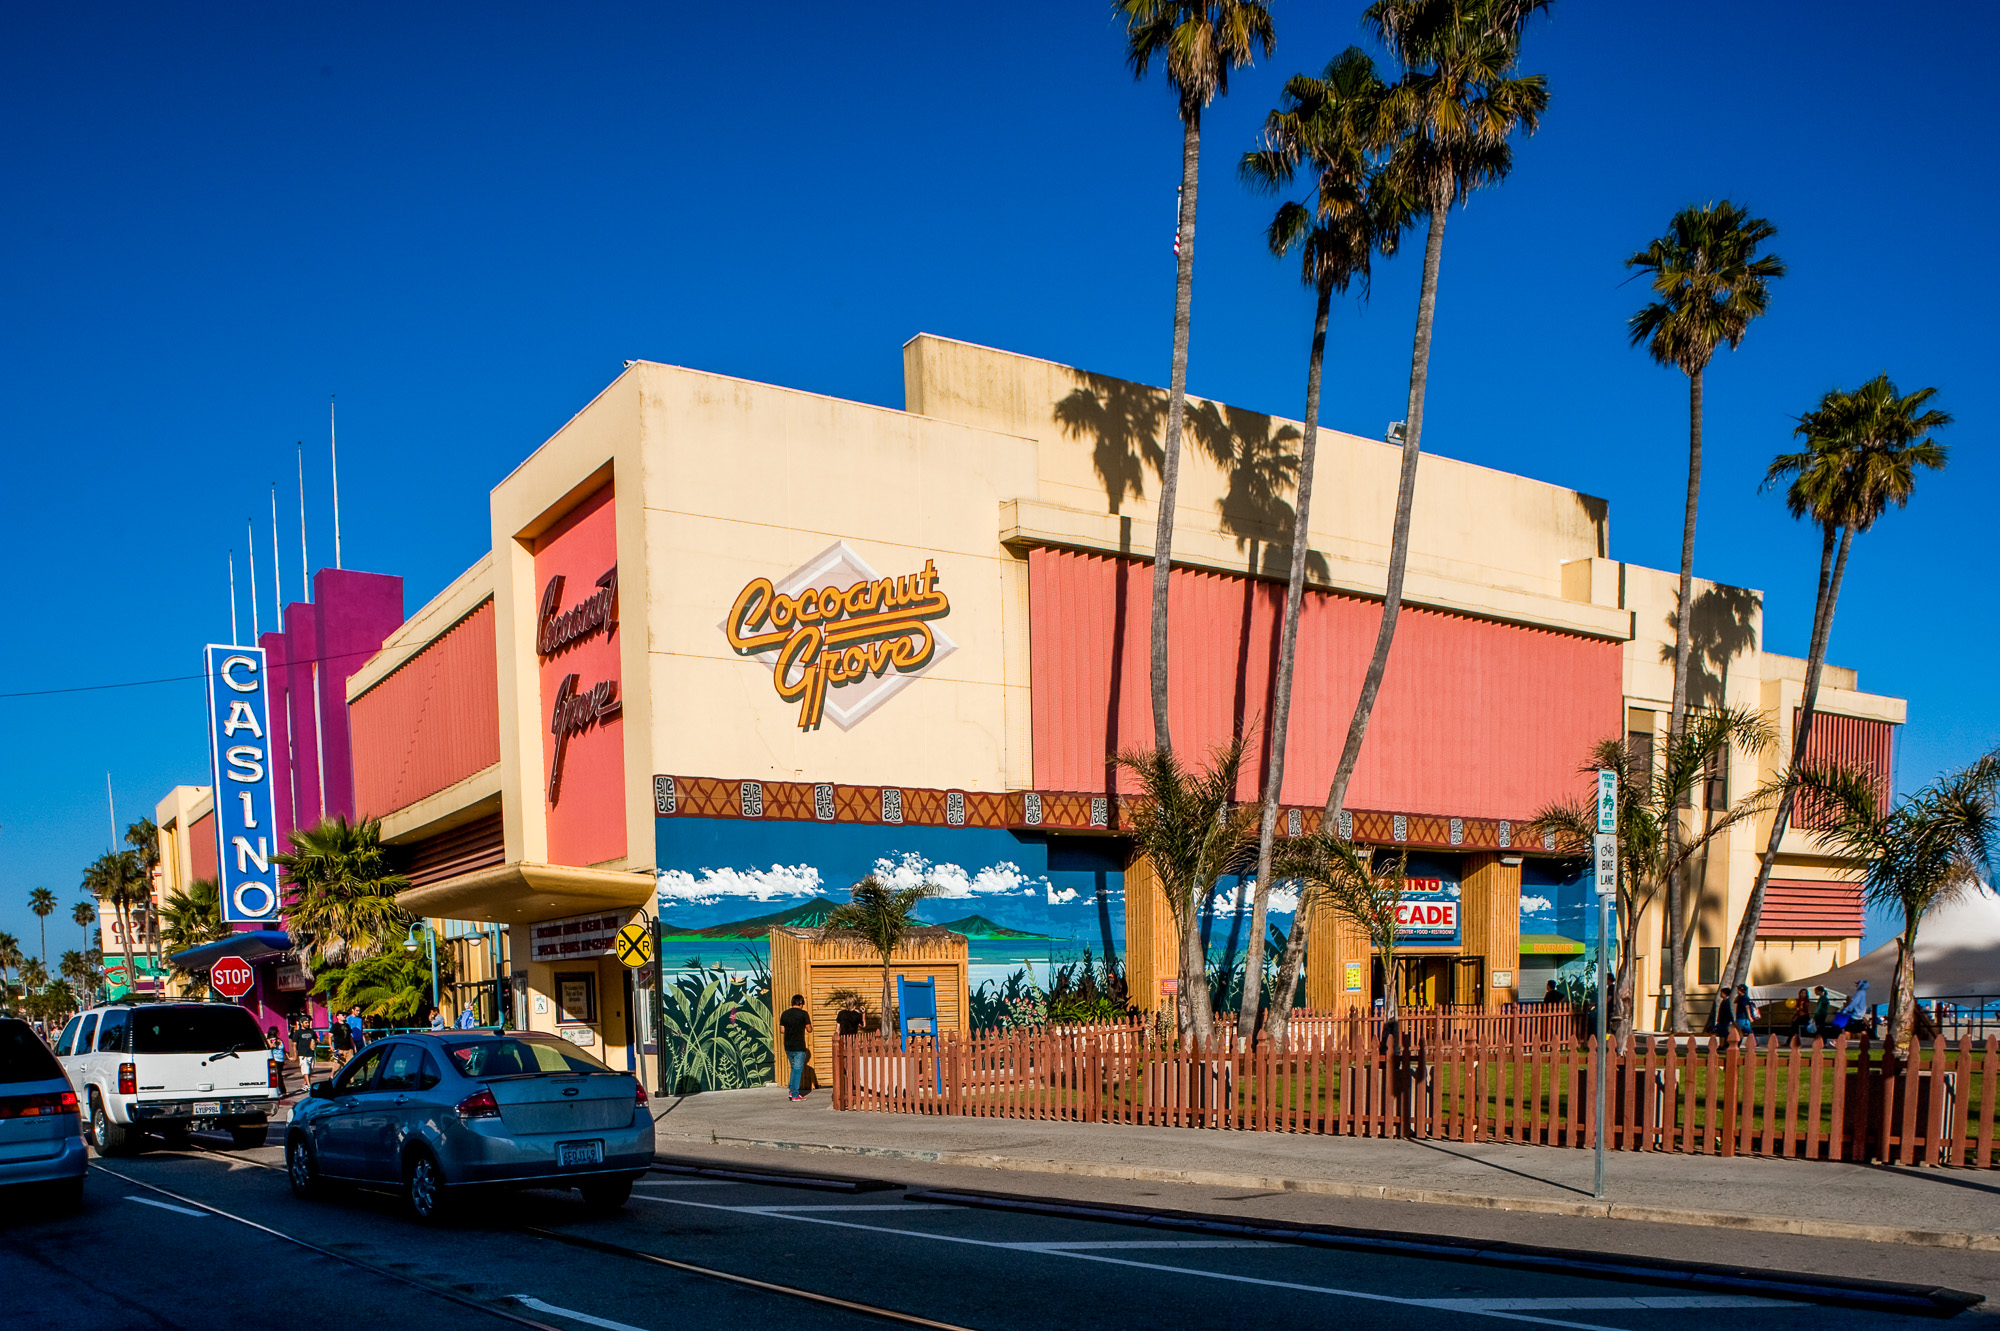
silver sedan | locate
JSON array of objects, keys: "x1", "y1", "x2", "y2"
[{"x1": 286, "y1": 1031, "x2": 654, "y2": 1222}]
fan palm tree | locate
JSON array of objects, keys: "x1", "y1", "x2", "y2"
[
  {"x1": 27, "y1": 887, "x2": 56, "y2": 969},
  {"x1": 1274, "y1": 832, "x2": 1408, "y2": 1022},
  {"x1": 58, "y1": 950, "x2": 92, "y2": 1005},
  {"x1": 1235, "y1": 46, "x2": 1404, "y2": 1046},
  {"x1": 124, "y1": 818, "x2": 160, "y2": 973},
  {"x1": 0, "y1": 932, "x2": 21, "y2": 998},
  {"x1": 274, "y1": 816, "x2": 412, "y2": 974},
  {"x1": 1721, "y1": 376, "x2": 1950, "y2": 990},
  {"x1": 1116, "y1": 737, "x2": 1259, "y2": 1046},
  {"x1": 1530, "y1": 709, "x2": 1777, "y2": 1045},
  {"x1": 1625, "y1": 200, "x2": 1784, "y2": 1031},
  {"x1": 161, "y1": 878, "x2": 231, "y2": 997},
  {"x1": 81, "y1": 852, "x2": 145, "y2": 996},
  {"x1": 71, "y1": 900, "x2": 95, "y2": 953},
  {"x1": 823, "y1": 876, "x2": 941, "y2": 1037},
  {"x1": 1794, "y1": 754, "x2": 2000, "y2": 1059},
  {"x1": 1118, "y1": 0, "x2": 1276, "y2": 754}
]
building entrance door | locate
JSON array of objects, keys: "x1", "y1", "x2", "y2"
[{"x1": 1378, "y1": 955, "x2": 1487, "y2": 1008}]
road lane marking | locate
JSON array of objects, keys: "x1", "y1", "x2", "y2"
[
  {"x1": 127, "y1": 1195, "x2": 209, "y2": 1218},
  {"x1": 1427, "y1": 1297, "x2": 1800, "y2": 1311},
  {"x1": 632, "y1": 1179, "x2": 734, "y2": 1187},
  {"x1": 1007, "y1": 1240, "x2": 1274, "y2": 1251},
  {"x1": 630, "y1": 1194, "x2": 1625, "y2": 1330},
  {"x1": 512, "y1": 1296, "x2": 651, "y2": 1330},
  {"x1": 737, "y1": 1204, "x2": 958, "y2": 1213}
]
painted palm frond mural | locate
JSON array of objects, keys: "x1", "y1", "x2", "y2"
[{"x1": 658, "y1": 960, "x2": 773, "y2": 1093}]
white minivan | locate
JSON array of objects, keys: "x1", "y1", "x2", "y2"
[{"x1": 56, "y1": 1001, "x2": 280, "y2": 1154}]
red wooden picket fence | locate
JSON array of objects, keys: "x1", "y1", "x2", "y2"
[{"x1": 831, "y1": 1018, "x2": 1999, "y2": 1169}]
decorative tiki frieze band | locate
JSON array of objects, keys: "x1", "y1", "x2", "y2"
[
  {"x1": 653, "y1": 775, "x2": 676, "y2": 816},
  {"x1": 945, "y1": 791, "x2": 965, "y2": 827},
  {"x1": 1337, "y1": 809, "x2": 1353, "y2": 840},
  {"x1": 1392, "y1": 814, "x2": 1409, "y2": 842},
  {"x1": 1449, "y1": 817, "x2": 1464, "y2": 846},
  {"x1": 881, "y1": 788, "x2": 903, "y2": 824},
  {"x1": 1023, "y1": 791, "x2": 1043, "y2": 826},
  {"x1": 813, "y1": 784, "x2": 835, "y2": 821},
  {"x1": 538, "y1": 567, "x2": 617, "y2": 658},
  {"x1": 740, "y1": 781, "x2": 764, "y2": 818},
  {"x1": 1287, "y1": 808, "x2": 1303, "y2": 837},
  {"x1": 1089, "y1": 796, "x2": 1109, "y2": 828},
  {"x1": 1497, "y1": 819, "x2": 1511, "y2": 848}
]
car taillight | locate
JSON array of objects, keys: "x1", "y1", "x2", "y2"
[
  {"x1": 0, "y1": 1091, "x2": 78, "y2": 1118},
  {"x1": 117, "y1": 1063, "x2": 137, "y2": 1096},
  {"x1": 455, "y1": 1088, "x2": 499, "y2": 1119},
  {"x1": 634, "y1": 1083, "x2": 648, "y2": 1106},
  {"x1": 269, "y1": 1059, "x2": 280, "y2": 1089}
]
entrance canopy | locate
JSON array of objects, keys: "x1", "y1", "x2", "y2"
[
  {"x1": 1752, "y1": 886, "x2": 2000, "y2": 1001},
  {"x1": 397, "y1": 861, "x2": 656, "y2": 926},
  {"x1": 168, "y1": 929, "x2": 294, "y2": 970}
]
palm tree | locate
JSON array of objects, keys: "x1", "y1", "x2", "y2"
[
  {"x1": 1625, "y1": 200, "x2": 1785, "y2": 1031},
  {"x1": 58, "y1": 950, "x2": 93, "y2": 1007},
  {"x1": 274, "y1": 816, "x2": 412, "y2": 975},
  {"x1": 81, "y1": 852, "x2": 145, "y2": 995},
  {"x1": 124, "y1": 818, "x2": 160, "y2": 973},
  {"x1": 1235, "y1": 47, "x2": 1403, "y2": 1046},
  {"x1": 161, "y1": 878, "x2": 231, "y2": 997},
  {"x1": 0, "y1": 932, "x2": 20, "y2": 999},
  {"x1": 1721, "y1": 376, "x2": 1950, "y2": 990},
  {"x1": 1795, "y1": 754, "x2": 2000, "y2": 1059},
  {"x1": 1118, "y1": 0, "x2": 1276, "y2": 754},
  {"x1": 1117, "y1": 737, "x2": 1259, "y2": 1046},
  {"x1": 27, "y1": 887, "x2": 55, "y2": 968},
  {"x1": 823, "y1": 876, "x2": 941, "y2": 1037},
  {"x1": 1531, "y1": 709, "x2": 1777, "y2": 1045},
  {"x1": 1275, "y1": 832, "x2": 1407, "y2": 1023},
  {"x1": 72, "y1": 900, "x2": 95, "y2": 953}
]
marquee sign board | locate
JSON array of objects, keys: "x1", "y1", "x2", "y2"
[
  {"x1": 1394, "y1": 875, "x2": 1462, "y2": 946},
  {"x1": 724, "y1": 541, "x2": 956, "y2": 731},
  {"x1": 204, "y1": 646, "x2": 282, "y2": 923}
]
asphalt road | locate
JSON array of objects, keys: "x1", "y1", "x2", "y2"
[{"x1": 0, "y1": 1134, "x2": 1977, "y2": 1331}]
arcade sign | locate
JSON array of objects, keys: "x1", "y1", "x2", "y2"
[
  {"x1": 204, "y1": 646, "x2": 282, "y2": 924},
  {"x1": 1394, "y1": 875, "x2": 1461, "y2": 945}
]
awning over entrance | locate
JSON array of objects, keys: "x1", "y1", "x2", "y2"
[
  {"x1": 168, "y1": 930, "x2": 294, "y2": 970},
  {"x1": 396, "y1": 861, "x2": 655, "y2": 926}
]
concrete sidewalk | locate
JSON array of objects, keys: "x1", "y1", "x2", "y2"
[{"x1": 652, "y1": 1085, "x2": 2000, "y2": 1252}]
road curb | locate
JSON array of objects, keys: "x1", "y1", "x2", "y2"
[{"x1": 664, "y1": 1130, "x2": 2000, "y2": 1254}]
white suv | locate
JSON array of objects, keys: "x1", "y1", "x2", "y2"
[{"x1": 55, "y1": 1001, "x2": 280, "y2": 1154}]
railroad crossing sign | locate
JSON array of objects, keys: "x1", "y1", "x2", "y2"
[
  {"x1": 210, "y1": 957, "x2": 255, "y2": 999},
  {"x1": 614, "y1": 923, "x2": 653, "y2": 969}
]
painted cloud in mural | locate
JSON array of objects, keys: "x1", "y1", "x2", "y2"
[
  {"x1": 1519, "y1": 894, "x2": 1554, "y2": 914},
  {"x1": 656, "y1": 863, "x2": 824, "y2": 905},
  {"x1": 1204, "y1": 879, "x2": 1301, "y2": 918},
  {"x1": 869, "y1": 851, "x2": 1047, "y2": 900}
]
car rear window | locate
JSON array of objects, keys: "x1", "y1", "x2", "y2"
[
  {"x1": 0, "y1": 1022, "x2": 63, "y2": 1084},
  {"x1": 446, "y1": 1036, "x2": 610, "y2": 1078},
  {"x1": 131, "y1": 1007, "x2": 266, "y2": 1055}
]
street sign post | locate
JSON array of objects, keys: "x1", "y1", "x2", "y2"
[
  {"x1": 210, "y1": 957, "x2": 255, "y2": 1000},
  {"x1": 1591, "y1": 768, "x2": 1617, "y2": 1201}
]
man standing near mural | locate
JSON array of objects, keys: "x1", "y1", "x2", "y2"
[{"x1": 779, "y1": 994, "x2": 811, "y2": 1100}]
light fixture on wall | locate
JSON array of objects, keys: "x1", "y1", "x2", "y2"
[{"x1": 1500, "y1": 855, "x2": 1523, "y2": 866}]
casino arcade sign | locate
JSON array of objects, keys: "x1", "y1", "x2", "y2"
[{"x1": 725, "y1": 541, "x2": 955, "y2": 731}]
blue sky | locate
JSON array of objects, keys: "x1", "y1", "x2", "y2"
[{"x1": 2, "y1": 2, "x2": 1993, "y2": 957}]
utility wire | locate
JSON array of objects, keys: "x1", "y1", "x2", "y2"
[{"x1": 0, "y1": 645, "x2": 387, "y2": 700}]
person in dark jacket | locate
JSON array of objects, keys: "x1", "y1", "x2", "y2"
[
  {"x1": 835, "y1": 999, "x2": 864, "y2": 1039},
  {"x1": 328, "y1": 1012, "x2": 354, "y2": 1066}
]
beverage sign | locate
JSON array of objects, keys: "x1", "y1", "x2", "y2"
[
  {"x1": 724, "y1": 541, "x2": 956, "y2": 731},
  {"x1": 205, "y1": 646, "x2": 282, "y2": 923}
]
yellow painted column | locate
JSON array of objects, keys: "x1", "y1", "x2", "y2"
[
  {"x1": 1122, "y1": 853, "x2": 1177, "y2": 1013},
  {"x1": 1461, "y1": 853, "x2": 1522, "y2": 1010},
  {"x1": 1302, "y1": 898, "x2": 1371, "y2": 1016}
]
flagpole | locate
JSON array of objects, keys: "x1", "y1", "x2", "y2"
[
  {"x1": 330, "y1": 395, "x2": 343, "y2": 570},
  {"x1": 247, "y1": 520, "x2": 260, "y2": 639},
  {"x1": 228, "y1": 550, "x2": 239, "y2": 645},
  {"x1": 297, "y1": 445, "x2": 310, "y2": 603},
  {"x1": 270, "y1": 483, "x2": 284, "y2": 618}
]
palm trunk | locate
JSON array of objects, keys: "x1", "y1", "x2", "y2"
[
  {"x1": 880, "y1": 958, "x2": 896, "y2": 1041},
  {"x1": 1238, "y1": 277, "x2": 1332, "y2": 1048},
  {"x1": 1177, "y1": 903, "x2": 1215, "y2": 1047},
  {"x1": 1721, "y1": 524, "x2": 1851, "y2": 991},
  {"x1": 1266, "y1": 200, "x2": 1449, "y2": 1050},
  {"x1": 1149, "y1": 111, "x2": 1202, "y2": 756},
  {"x1": 1886, "y1": 923, "x2": 1918, "y2": 1061},
  {"x1": 1665, "y1": 365, "x2": 1704, "y2": 1033}
]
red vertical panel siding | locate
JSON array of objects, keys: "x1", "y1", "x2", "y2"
[
  {"x1": 1027, "y1": 548, "x2": 1622, "y2": 820},
  {"x1": 1795, "y1": 710, "x2": 1896, "y2": 830},
  {"x1": 535, "y1": 485, "x2": 625, "y2": 868},
  {"x1": 349, "y1": 600, "x2": 502, "y2": 817},
  {"x1": 1757, "y1": 879, "x2": 1864, "y2": 938},
  {"x1": 189, "y1": 813, "x2": 217, "y2": 884}
]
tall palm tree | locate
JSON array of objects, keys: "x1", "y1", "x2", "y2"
[
  {"x1": 1117, "y1": 737, "x2": 1259, "y2": 1046},
  {"x1": 72, "y1": 900, "x2": 95, "y2": 954},
  {"x1": 1721, "y1": 376, "x2": 1950, "y2": 990},
  {"x1": 0, "y1": 932, "x2": 20, "y2": 998},
  {"x1": 161, "y1": 878, "x2": 231, "y2": 997},
  {"x1": 274, "y1": 816, "x2": 412, "y2": 974},
  {"x1": 1235, "y1": 47, "x2": 1403, "y2": 1046},
  {"x1": 124, "y1": 818, "x2": 160, "y2": 973},
  {"x1": 1795, "y1": 754, "x2": 1999, "y2": 1059},
  {"x1": 1118, "y1": 0, "x2": 1276, "y2": 754},
  {"x1": 823, "y1": 876, "x2": 941, "y2": 1037},
  {"x1": 27, "y1": 887, "x2": 55, "y2": 969},
  {"x1": 1625, "y1": 200, "x2": 1785, "y2": 1031},
  {"x1": 1530, "y1": 709, "x2": 1777, "y2": 1045},
  {"x1": 81, "y1": 852, "x2": 144, "y2": 995}
]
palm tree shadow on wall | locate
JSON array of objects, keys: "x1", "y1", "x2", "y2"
[
  {"x1": 1054, "y1": 372, "x2": 1168, "y2": 515},
  {"x1": 1186, "y1": 401, "x2": 1331, "y2": 586},
  {"x1": 1663, "y1": 584, "x2": 1761, "y2": 711}
]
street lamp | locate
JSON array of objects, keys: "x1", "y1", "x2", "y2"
[{"x1": 403, "y1": 923, "x2": 439, "y2": 1014}]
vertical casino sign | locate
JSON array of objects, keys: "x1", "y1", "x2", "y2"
[{"x1": 205, "y1": 645, "x2": 282, "y2": 923}]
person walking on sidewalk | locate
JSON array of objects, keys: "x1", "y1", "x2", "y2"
[
  {"x1": 778, "y1": 994, "x2": 812, "y2": 1101},
  {"x1": 294, "y1": 1020, "x2": 318, "y2": 1089},
  {"x1": 1732, "y1": 985, "x2": 1757, "y2": 1048},
  {"x1": 1789, "y1": 989, "x2": 1812, "y2": 1047},
  {"x1": 328, "y1": 1012, "x2": 353, "y2": 1066},
  {"x1": 345, "y1": 1006, "x2": 366, "y2": 1051}
]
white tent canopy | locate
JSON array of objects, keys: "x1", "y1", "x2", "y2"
[{"x1": 1752, "y1": 885, "x2": 2000, "y2": 1002}]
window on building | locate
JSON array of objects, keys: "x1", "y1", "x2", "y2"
[{"x1": 1698, "y1": 947, "x2": 1721, "y2": 986}]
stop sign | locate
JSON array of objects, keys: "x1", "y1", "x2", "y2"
[{"x1": 210, "y1": 958, "x2": 255, "y2": 999}]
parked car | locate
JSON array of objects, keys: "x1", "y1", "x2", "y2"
[
  {"x1": 56, "y1": 1000, "x2": 280, "y2": 1155},
  {"x1": 0, "y1": 1016, "x2": 87, "y2": 1206},
  {"x1": 285, "y1": 1031, "x2": 653, "y2": 1222}
]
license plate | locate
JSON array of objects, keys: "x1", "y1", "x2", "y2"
[
  {"x1": 193, "y1": 1101, "x2": 221, "y2": 1117},
  {"x1": 556, "y1": 1139, "x2": 603, "y2": 1168}
]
